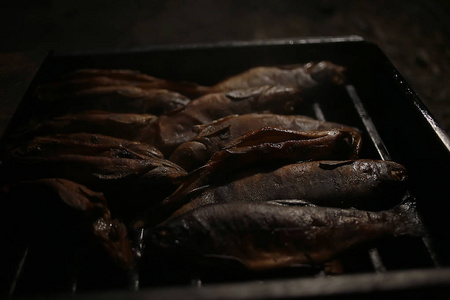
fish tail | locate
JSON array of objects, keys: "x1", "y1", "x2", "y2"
[{"x1": 392, "y1": 201, "x2": 427, "y2": 237}]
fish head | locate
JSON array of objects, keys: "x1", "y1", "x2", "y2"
[
  {"x1": 169, "y1": 141, "x2": 209, "y2": 171},
  {"x1": 355, "y1": 160, "x2": 408, "y2": 183},
  {"x1": 353, "y1": 159, "x2": 409, "y2": 209},
  {"x1": 306, "y1": 61, "x2": 346, "y2": 85},
  {"x1": 146, "y1": 222, "x2": 194, "y2": 253}
]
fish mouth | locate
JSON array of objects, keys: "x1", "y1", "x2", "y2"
[{"x1": 390, "y1": 168, "x2": 408, "y2": 181}]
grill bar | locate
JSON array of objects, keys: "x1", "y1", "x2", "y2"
[
  {"x1": 345, "y1": 84, "x2": 441, "y2": 269},
  {"x1": 312, "y1": 102, "x2": 326, "y2": 122},
  {"x1": 345, "y1": 85, "x2": 391, "y2": 161},
  {"x1": 8, "y1": 240, "x2": 30, "y2": 298},
  {"x1": 6, "y1": 84, "x2": 441, "y2": 298},
  {"x1": 130, "y1": 228, "x2": 145, "y2": 291},
  {"x1": 314, "y1": 88, "x2": 387, "y2": 273}
]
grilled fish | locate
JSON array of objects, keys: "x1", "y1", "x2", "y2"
[
  {"x1": 212, "y1": 61, "x2": 346, "y2": 91},
  {"x1": 165, "y1": 159, "x2": 408, "y2": 220},
  {"x1": 163, "y1": 127, "x2": 362, "y2": 215},
  {"x1": 170, "y1": 113, "x2": 359, "y2": 171},
  {"x1": 5, "y1": 133, "x2": 186, "y2": 216},
  {"x1": 196, "y1": 128, "x2": 361, "y2": 176},
  {"x1": 150, "y1": 85, "x2": 304, "y2": 155},
  {"x1": 38, "y1": 69, "x2": 212, "y2": 99},
  {"x1": 16, "y1": 111, "x2": 158, "y2": 145},
  {"x1": 7, "y1": 132, "x2": 164, "y2": 160},
  {"x1": 6, "y1": 132, "x2": 185, "y2": 183},
  {"x1": 2, "y1": 178, "x2": 133, "y2": 270},
  {"x1": 146, "y1": 202, "x2": 424, "y2": 270},
  {"x1": 38, "y1": 86, "x2": 190, "y2": 116}
]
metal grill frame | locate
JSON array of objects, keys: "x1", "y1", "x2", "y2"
[{"x1": 2, "y1": 36, "x2": 450, "y2": 299}]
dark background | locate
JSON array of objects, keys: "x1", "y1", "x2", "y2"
[{"x1": 1, "y1": 0, "x2": 449, "y2": 135}]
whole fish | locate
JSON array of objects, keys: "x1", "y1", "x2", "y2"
[
  {"x1": 6, "y1": 132, "x2": 185, "y2": 184},
  {"x1": 38, "y1": 69, "x2": 212, "y2": 99},
  {"x1": 162, "y1": 128, "x2": 362, "y2": 215},
  {"x1": 202, "y1": 127, "x2": 361, "y2": 171},
  {"x1": 5, "y1": 133, "x2": 186, "y2": 215},
  {"x1": 14, "y1": 111, "x2": 158, "y2": 145},
  {"x1": 146, "y1": 202, "x2": 424, "y2": 270},
  {"x1": 2, "y1": 178, "x2": 133, "y2": 270},
  {"x1": 150, "y1": 85, "x2": 304, "y2": 155},
  {"x1": 6, "y1": 132, "x2": 164, "y2": 160},
  {"x1": 38, "y1": 86, "x2": 190, "y2": 116},
  {"x1": 165, "y1": 159, "x2": 408, "y2": 220},
  {"x1": 170, "y1": 113, "x2": 359, "y2": 171},
  {"x1": 212, "y1": 61, "x2": 346, "y2": 91}
]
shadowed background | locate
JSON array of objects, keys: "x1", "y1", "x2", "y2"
[{"x1": 1, "y1": 0, "x2": 449, "y2": 135}]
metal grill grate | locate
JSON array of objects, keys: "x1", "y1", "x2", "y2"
[
  {"x1": 4, "y1": 86, "x2": 442, "y2": 300},
  {"x1": 2, "y1": 38, "x2": 450, "y2": 299}
]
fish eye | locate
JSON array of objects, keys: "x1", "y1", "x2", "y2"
[
  {"x1": 151, "y1": 228, "x2": 174, "y2": 248},
  {"x1": 155, "y1": 229, "x2": 170, "y2": 239}
]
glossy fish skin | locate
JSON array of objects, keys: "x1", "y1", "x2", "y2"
[
  {"x1": 212, "y1": 61, "x2": 346, "y2": 91},
  {"x1": 2, "y1": 178, "x2": 133, "y2": 270},
  {"x1": 167, "y1": 159, "x2": 408, "y2": 219},
  {"x1": 150, "y1": 86, "x2": 304, "y2": 156},
  {"x1": 19, "y1": 111, "x2": 158, "y2": 146},
  {"x1": 146, "y1": 202, "x2": 424, "y2": 270},
  {"x1": 38, "y1": 86, "x2": 191, "y2": 116},
  {"x1": 170, "y1": 113, "x2": 359, "y2": 171}
]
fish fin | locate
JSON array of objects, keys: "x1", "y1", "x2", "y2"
[
  {"x1": 197, "y1": 124, "x2": 231, "y2": 138},
  {"x1": 392, "y1": 199, "x2": 427, "y2": 237},
  {"x1": 225, "y1": 86, "x2": 285, "y2": 100}
]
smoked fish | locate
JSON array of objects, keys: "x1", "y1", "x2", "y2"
[
  {"x1": 149, "y1": 85, "x2": 304, "y2": 155},
  {"x1": 212, "y1": 61, "x2": 346, "y2": 92},
  {"x1": 38, "y1": 86, "x2": 190, "y2": 116},
  {"x1": 2, "y1": 178, "x2": 133, "y2": 270},
  {"x1": 165, "y1": 159, "x2": 408, "y2": 219},
  {"x1": 170, "y1": 113, "x2": 359, "y2": 171},
  {"x1": 18, "y1": 111, "x2": 158, "y2": 145},
  {"x1": 146, "y1": 202, "x2": 424, "y2": 270}
]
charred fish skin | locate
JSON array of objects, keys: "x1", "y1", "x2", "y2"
[
  {"x1": 166, "y1": 159, "x2": 408, "y2": 219},
  {"x1": 146, "y1": 202, "x2": 425, "y2": 270},
  {"x1": 212, "y1": 61, "x2": 346, "y2": 91}
]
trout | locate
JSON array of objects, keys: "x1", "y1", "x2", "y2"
[
  {"x1": 170, "y1": 113, "x2": 358, "y2": 171},
  {"x1": 212, "y1": 61, "x2": 346, "y2": 91},
  {"x1": 147, "y1": 202, "x2": 424, "y2": 270},
  {"x1": 166, "y1": 159, "x2": 408, "y2": 219}
]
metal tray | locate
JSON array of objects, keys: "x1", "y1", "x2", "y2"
[{"x1": 2, "y1": 36, "x2": 450, "y2": 299}]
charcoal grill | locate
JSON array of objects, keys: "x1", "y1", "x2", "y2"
[{"x1": 1, "y1": 36, "x2": 450, "y2": 299}]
